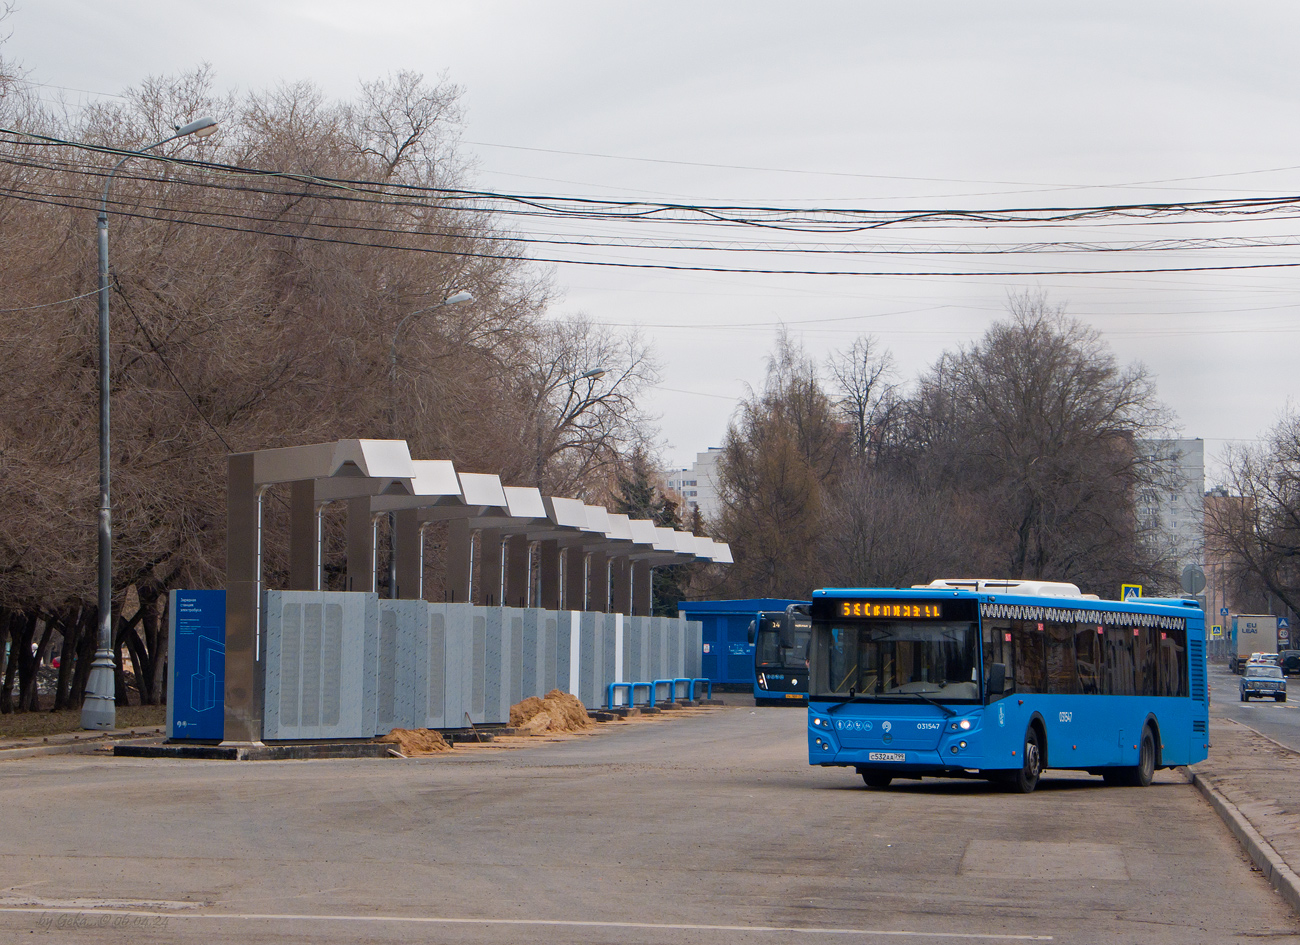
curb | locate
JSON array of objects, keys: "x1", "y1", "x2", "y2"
[
  {"x1": 1189, "y1": 767, "x2": 1300, "y2": 916},
  {"x1": 0, "y1": 737, "x2": 135, "y2": 761}
]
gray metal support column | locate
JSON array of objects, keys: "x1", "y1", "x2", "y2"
[
  {"x1": 345, "y1": 496, "x2": 375, "y2": 593},
  {"x1": 446, "y1": 517, "x2": 472, "y2": 603},
  {"x1": 394, "y1": 508, "x2": 422, "y2": 600},
  {"x1": 478, "y1": 528, "x2": 504, "y2": 606},
  {"x1": 288, "y1": 480, "x2": 317, "y2": 590},
  {"x1": 564, "y1": 548, "x2": 587, "y2": 611},
  {"x1": 588, "y1": 551, "x2": 610, "y2": 613},
  {"x1": 632, "y1": 560, "x2": 653, "y2": 616},
  {"x1": 610, "y1": 557, "x2": 632, "y2": 616},
  {"x1": 505, "y1": 535, "x2": 531, "y2": 608},
  {"x1": 539, "y1": 540, "x2": 561, "y2": 610},
  {"x1": 224, "y1": 453, "x2": 263, "y2": 744}
]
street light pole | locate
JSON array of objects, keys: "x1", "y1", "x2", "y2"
[
  {"x1": 385, "y1": 290, "x2": 473, "y2": 599},
  {"x1": 82, "y1": 117, "x2": 218, "y2": 731}
]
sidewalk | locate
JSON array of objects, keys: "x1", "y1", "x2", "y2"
[
  {"x1": 1189, "y1": 718, "x2": 1300, "y2": 914},
  {"x1": 0, "y1": 726, "x2": 157, "y2": 760}
]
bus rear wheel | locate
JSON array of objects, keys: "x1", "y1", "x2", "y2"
[
  {"x1": 1108, "y1": 727, "x2": 1156, "y2": 787},
  {"x1": 860, "y1": 771, "x2": 892, "y2": 789}
]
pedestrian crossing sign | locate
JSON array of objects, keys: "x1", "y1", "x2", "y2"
[{"x1": 1121, "y1": 584, "x2": 1142, "y2": 601}]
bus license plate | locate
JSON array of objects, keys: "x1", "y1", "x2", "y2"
[{"x1": 868, "y1": 752, "x2": 906, "y2": 762}]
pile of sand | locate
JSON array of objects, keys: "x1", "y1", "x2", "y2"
[
  {"x1": 378, "y1": 728, "x2": 451, "y2": 755},
  {"x1": 509, "y1": 689, "x2": 594, "y2": 735}
]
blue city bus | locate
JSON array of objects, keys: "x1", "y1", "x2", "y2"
[
  {"x1": 807, "y1": 579, "x2": 1208, "y2": 793},
  {"x1": 750, "y1": 603, "x2": 811, "y2": 705}
]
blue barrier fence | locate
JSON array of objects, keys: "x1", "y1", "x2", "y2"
[{"x1": 606, "y1": 678, "x2": 713, "y2": 710}]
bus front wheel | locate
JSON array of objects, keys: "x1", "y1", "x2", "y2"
[{"x1": 1001, "y1": 726, "x2": 1043, "y2": 794}]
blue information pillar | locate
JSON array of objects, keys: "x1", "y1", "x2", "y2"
[{"x1": 166, "y1": 590, "x2": 227, "y2": 740}]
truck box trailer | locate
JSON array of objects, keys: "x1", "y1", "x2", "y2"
[{"x1": 1231, "y1": 614, "x2": 1279, "y2": 674}]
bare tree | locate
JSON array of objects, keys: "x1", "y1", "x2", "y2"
[
  {"x1": 715, "y1": 333, "x2": 845, "y2": 598},
  {"x1": 894, "y1": 292, "x2": 1173, "y2": 593},
  {"x1": 0, "y1": 61, "x2": 666, "y2": 709},
  {"x1": 828, "y1": 335, "x2": 901, "y2": 462},
  {"x1": 1208, "y1": 417, "x2": 1300, "y2": 618},
  {"x1": 513, "y1": 316, "x2": 659, "y2": 498}
]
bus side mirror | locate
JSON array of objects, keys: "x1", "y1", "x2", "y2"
[
  {"x1": 987, "y1": 663, "x2": 1006, "y2": 697},
  {"x1": 747, "y1": 621, "x2": 756, "y2": 645}
]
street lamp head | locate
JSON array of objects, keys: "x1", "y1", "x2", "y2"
[
  {"x1": 578, "y1": 368, "x2": 606, "y2": 381},
  {"x1": 175, "y1": 117, "x2": 218, "y2": 138},
  {"x1": 444, "y1": 290, "x2": 473, "y2": 305}
]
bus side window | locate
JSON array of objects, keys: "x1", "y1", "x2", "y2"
[
  {"x1": 1012, "y1": 620, "x2": 1045, "y2": 693},
  {"x1": 1159, "y1": 627, "x2": 1187, "y2": 697},
  {"x1": 1104, "y1": 626, "x2": 1135, "y2": 696},
  {"x1": 1074, "y1": 622, "x2": 1101, "y2": 694},
  {"x1": 1136, "y1": 627, "x2": 1158, "y2": 697},
  {"x1": 1046, "y1": 622, "x2": 1080, "y2": 694}
]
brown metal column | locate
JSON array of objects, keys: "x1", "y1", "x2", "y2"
[
  {"x1": 224, "y1": 452, "x2": 263, "y2": 745},
  {"x1": 287, "y1": 479, "x2": 317, "y2": 590},
  {"x1": 564, "y1": 548, "x2": 588, "y2": 611},
  {"x1": 538, "y1": 539, "x2": 561, "y2": 610},
  {"x1": 588, "y1": 551, "x2": 610, "y2": 612},
  {"x1": 394, "y1": 508, "x2": 422, "y2": 600},
  {"x1": 632, "y1": 560, "x2": 653, "y2": 616},
  {"x1": 445, "y1": 517, "x2": 473, "y2": 603},
  {"x1": 610, "y1": 557, "x2": 632, "y2": 616},
  {"x1": 345, "y1": 496, "x2": 375, "y2": 593},
  {"x1": 478, "y1": 528, "x2": 504, "y2": 605},
  {"x1": 505, "y1": 535, "x2": 531, "y2": 608}
]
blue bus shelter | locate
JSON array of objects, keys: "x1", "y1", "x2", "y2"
[{"x1": 677, "y1": 598, "x2": 802, "y2": 688}]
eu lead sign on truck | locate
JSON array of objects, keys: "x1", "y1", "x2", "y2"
[{"x1": 166, "y1": 590, "x2": 226, "y2": 740}]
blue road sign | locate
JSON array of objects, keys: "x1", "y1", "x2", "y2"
[
  {"x1": 1280, "y1": 618, "x2": 1291, "y2": 630},
  {"x1": 1121, "y1": 584, "x2": 1142, "y2": 601},
  {"x1": 166, "y1": 590, "x2": 226, "y2": 740},
  {"x1": 1221, "y1": 607, "x2": 1230, "y2": 616}
]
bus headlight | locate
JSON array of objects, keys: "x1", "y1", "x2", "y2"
[{"x1": 959, "y1": 719, "x2": 971, "y2": 731}]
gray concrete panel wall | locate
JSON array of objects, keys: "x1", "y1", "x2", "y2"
[
  {"x1": 470, "y1": 607, "x2": 487, "y2": 723},
  {"x1": 578, "y1": 612, "x2": 597, "y2": 708},
  {"x1": 649, "y1": 616, "x2": 663, "y2": 680},
  {"x1": 263, "y1": 590, "x2": 376, "y2": 740},
  {"x1": 602, "y1": 613, "x2": 617, "y2": 699},
  {"x1": 543, "y1": 611, "x2": 558, "y2": 694},
  {"x1": 266, "y1": 594, "x2": 700, "y2": 734},
  {"x1": 685, "y1": 620, "x2": 702, "y2": 678},
  {"x1": 508, "y1": 610, "x2": 525, "y2": 708},
  {"x1": 424, "y1": 606, "x2": 446, "y2": 729}
]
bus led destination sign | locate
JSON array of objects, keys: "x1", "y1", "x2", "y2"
[{"x1": 839, "y1": 601, "x2": 942, "y2": 619}]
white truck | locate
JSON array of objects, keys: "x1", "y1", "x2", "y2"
[{"x1": 1230, "y1": 614, "x2": 1279, "y2": 674}]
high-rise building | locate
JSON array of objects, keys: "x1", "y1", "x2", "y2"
[
  {"x1": 663, "y1": 448, "x2": 724, "y2": 524},
  {"x1": 1137, "y1": 438, "x2": 1205, "y2": 589}
]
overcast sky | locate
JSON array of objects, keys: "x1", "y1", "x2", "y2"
[{"x1": 8, "y1": 2, "x2": 1300, "y2": 481}]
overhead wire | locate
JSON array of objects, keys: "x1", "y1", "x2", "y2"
[{"x1": 1, "y1": 129, "x2": 1300, "y2": 279}]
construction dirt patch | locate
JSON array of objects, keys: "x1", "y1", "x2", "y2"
[
  {"x1": 377, "y1": 728, "x2": 452, "y2": 756},
  {"x1": 509, "y1": 689, "x2": 595, "y2": 735}
]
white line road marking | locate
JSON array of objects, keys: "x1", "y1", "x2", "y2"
[
  {"x1": 0, "y1": 906, "x2": 1053, "y2": 940},
  {"x1": 0, "y1": 896, "x2": 199, "y2": 910}
]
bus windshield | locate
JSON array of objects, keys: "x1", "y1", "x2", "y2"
[
  {"x1": 756, "y1": 623, "x2": 811, "y2": 669},
  {"x1": 814, "y1": 619, "x2": 981, "y2": 703}
]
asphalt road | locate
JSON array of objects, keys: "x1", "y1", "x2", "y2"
[
  {"x1": 0, "y1": 704, "x2": 1295, "y2": 945},
  {"x1": 1209, "y1": 660, "x2": 1300, "y2": 751}
]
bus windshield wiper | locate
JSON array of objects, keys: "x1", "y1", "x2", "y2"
[
  {"x1": 825, "y1": 695, "x2": 876, "y2": 713},
  {"x1": 906, "y1": 690, "x2": 956, "y2": 717}
]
